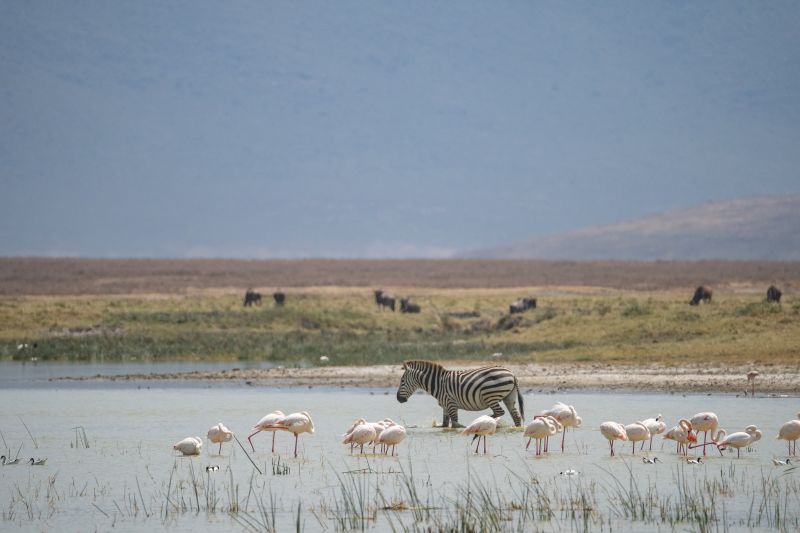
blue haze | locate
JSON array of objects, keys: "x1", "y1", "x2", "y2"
[{"x1": 1, "y1": 2, "x2": 798, "y2": 257}]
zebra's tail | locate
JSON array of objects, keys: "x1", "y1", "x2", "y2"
[{"x1": 516, "y1": 376, "x2": 525, "y2": 426}]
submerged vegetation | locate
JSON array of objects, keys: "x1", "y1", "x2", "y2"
[{"x1": 0, "y1": 287, "x2": 797, "y2": 365}]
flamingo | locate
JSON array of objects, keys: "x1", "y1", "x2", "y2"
[
  {"x1": 207, "y1": 422, "x2": 233, "y2": 454},
  {"x1": 248, "y1": 410, "x2": 286, "y2": 452},
  {"x1": 641, "y1": 414, "x2": 666, "y2": 451},
  {"x1": 663, "y1": 419, "x2": 697, "y2": 456},
  {"x1": 461, "y1": 415, "x2": 498, "y2": 454},
  {"x1": 342, "y1": 419, "x2": 377, "y2": 454},
  {"x1": 173, "y1": 436, "x2": 203, "y2": 456},
  {"x1": 370, "y1": 420, "x2": 388, "y2": 453},
  {"x1": 717, "y1": 425, "x2": 762, "y2": 458},
  {"x1": 599, "y1": 422, "x2": 627, "y2": 457},
  {"x1": 377, "y1": 419, "x2": 407, "y2": 456},
  {"x1": 539, "y1": 402, "x2": 582, "y2": 452},
  {"x1": 266, "y1": 411, "x2": 314, "y2": 458},
  {"x1": 777, "y1": 413, "x2": 800, "y2": 456},
  {"x1": 624, "y1": 422, "x2": 651, "y2": 455},
  {"x1": 27, "y1": 458, "x2": 47, "y2": 466},
  {"x1": 525, "y1": 416, "x2": 559, "y2": 456},
  {"x1": 746, "y1": 370, "x2": 759, "y2": 397},
  {"x1": 689, "y1": 412, "x2": 719, "y2": 456}
]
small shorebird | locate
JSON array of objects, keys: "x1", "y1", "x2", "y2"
[
  {"x1": 687, "y1": 457, "x2": 703, "y2": 465},
  {"x1": 28, "y1": 458, "x2": 47, "y2": 466},
  {"x1": 205, "y1": 465, "x2": 220, "y2": 472},
  {"x1": 642, "y1": 456, "x2": 661, "y2": 464},
  {"x1": 772, "y1": 458, "x2": 791, "y2": 466}
]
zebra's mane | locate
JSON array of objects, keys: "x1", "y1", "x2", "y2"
[{"x1": 402, "y1": 360, "x2": 444, "y2": 372}]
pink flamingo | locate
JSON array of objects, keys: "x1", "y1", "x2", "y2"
[
  {"x1": 689, "y1": 412, "x2": 719, "y2": 456},
  {"x1": 663, "y1": 419, "x2": 697, "y2": 456},
  {"x1": 777, "y1": 413, "x2": 800, "y2": 456},
  {"x1": 248, "y1": 410, "x2": 285, "y2": 452},
  {"x1": 377, "y1": 419, "x2": 407, "y2": 456},
  {"x1": 461, "y1": 415, "x2": 498, "y2": 454},
  {"x1": 599, "y1": 422, "x2": 627, "y2": 457}
]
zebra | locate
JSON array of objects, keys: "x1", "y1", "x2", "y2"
[{"x1": 395, "y1": 360, "x2": 525, "y2": 428}]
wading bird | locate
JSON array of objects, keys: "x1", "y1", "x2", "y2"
[
  {"x1": 376, "y1": 419, "x2": 407, "y2": 456},
  {"x1": 689, "y1": 412, "x2": 719, "y2": 456},
  {"x1": 173, "y1": 436, "x2": 203, "y2": 456},
  {"x1": 777, "y1": 413, "x2": 800, "y2": 456},
  {"x1": 461, "y1": 415, "x2": 498, "y2": 454},
  {"x1": 687, "y1": 457, "x2": 703, "y2": 465},
  {"x1": 342, "y1": 419, "x2": 377, "y2": 454},
  {"x1": 599, "y1": 422, "x2": 628, "y2": 457},
  {"x1": 772, "y1": 458, "x2": 791, "y2": 466},
  {"x1": 268, "y1": 411, "x2": 314, "y2": 458},
  {"x1": 642, "y1": 456, "x2": 660, "y2": 464},
  {"x1": 28, "y1": 458, "x2": 47, "y2": 466},
  {"x1": 717, "y1": 425, "x2": 762, "y2": 458},
  {"x1": 538, "y1": 402, "x2": 582, "y2": 452},
  {"x1": 663, "y1": 419, "x2": 696, "y2": 456},
  {"x1": 624, "y1": 422, "x2": 651, "y2": 455},
  {"x1": 1, "y1": 456, "x2": 20, "y2": 465},
  {"x1": 641, "y1": 414, "x2": 666, "y2": 451},
  {"x1": 525, "y1": 416, "x2": 559, "y2": 456},
  {"x1": 207, "y1": 422, "x2": 233, "y2": 454},
  {"x1": 248, "y1": 410, "x2": 286, "y2": 453}
]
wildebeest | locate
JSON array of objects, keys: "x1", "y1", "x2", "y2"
[
  {"x1": 400, "y1": 298, "x2": 421, "y2": 313},
  {"x1": 273, "y1": 291, "x2": 286, "y2": 306},
  {"x1": 689, "y1": 286, "x2": 712, "y2": 306},
  {"x1": 766, "y1": 285, "x2": 782, "y2": 303},
  {"x1": 243, "y1": 289, "x2": 262, "y2": 307},
  {"x1": 509, "y1": 296, "x2": 537, "y2": 314},
  {"x1": 374, "y1": 289, "x2": 396, "y2": 311}
]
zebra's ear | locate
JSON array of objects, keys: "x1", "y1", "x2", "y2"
[{"x1": 401, "y1": 362, "x2": 407, "y2": 370}]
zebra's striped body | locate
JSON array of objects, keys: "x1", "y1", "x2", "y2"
[{"x1": 396, "y1": 360, "x2": 525, "y2": 428}]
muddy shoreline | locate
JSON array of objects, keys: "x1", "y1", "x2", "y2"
[{"x1": 51, "y1": 362, "x2": 800, "y2": 395}]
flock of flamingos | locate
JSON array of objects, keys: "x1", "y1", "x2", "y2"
[{"x1": 172, "y1": 405, "x2": 800, "y2": 465}]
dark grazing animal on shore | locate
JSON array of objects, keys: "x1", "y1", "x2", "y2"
[
  {"x1": 396, "y1": 360, "x2": 524, "y2": 428},
  {"x1": 273, "y1": 291, "x2": 286, "y2": 306},
  {"x1": 400, "y1": 298, "x2": 421, "y2": 313},
  {"x1": 243, "y1": 289, "x2": 262, "y2": 307},
  {"x1": 509, "y1": 296, "x2": 537, "y2": 314},
  {"x1": 373, "y1": 289, "x2": 396, "y2": 311},
  {"x1": 689, "y1": 286, "x2": 712, "y2": 306},
  {"x1": 766, "y1": 285, "x2": 782, "y2": 303}
]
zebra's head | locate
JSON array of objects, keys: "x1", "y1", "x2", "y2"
[{"x1": 396, "y1": 361, "x2": 419, "y2": 403}]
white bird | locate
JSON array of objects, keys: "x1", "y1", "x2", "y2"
[
  {"x1": 642, "y1": 456, "x2": 660, "y2": 464},
  {"x1": 624, "y1": 422, "x2": 651, "y2": 455},
  {"x1": 641, "y1": 414, "x2": 666, "y2": 451},
  {"x1": 717, "y1": 425, "x2": 762, "y2": 458},
  {"x1": 689, "y1": 412, "x2": 719, "y2": 456},
  {"x1": 27, "y1": 458, "x2": 47, "y2": 466},
  {"x1": 687, "y1": 457, "x2": 703, "y2": 465},
  {"x1": 207, "y1": 422, "x2": 233, "y2": 454},
  {"x1": 343, "y1": 419, "x2": 377, "y2": 454},
  {"x1": 663, "y1": 419, "x2": 697, "y2": 456},
  {"x1": 248, "y1": 410, "x2": 286, "y2": 452},
  {"x1": 525, "y1": 416, "x2": 559, "y2": 456},
  {"x1": 772, "y1": 458, "x2": 791, "y2": 466},
  {"x1": 777, "y1": 412, "x2": 800, "y2": 456},
  {"x1": 319, "y1": 356, "x2": 330, "y2": 363},
  {"x1": 267, "y1": 411, "x2": 314, "y2": 458},
  {"x1": 461, "y1": 415, "x2": 498, "y2": 454},
  {"x1": 1, "y1": 455, "x2": 21, "y2": 465},
  {"x1": 539, "y1": 402, "x2": 582, "y2": 452},
  {"x1": 205, "y1": 465, "x2": 220, "y2": 472},
  {"x1": 599, "y1": 422, "x2": 628, "y2": 457},
  {"x1": 376, "y1": 419, "x2": 407, "y2": 456},
  {"x1": 559, "y1": 469, "x2": 579, "y2": 476},
  {"x1": 173, "y1": 436, "x2": 203, "y2": 456}
]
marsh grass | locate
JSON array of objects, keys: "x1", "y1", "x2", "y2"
[{"x1": 2, "y1": 288, "x2": 797, "y2": 366}]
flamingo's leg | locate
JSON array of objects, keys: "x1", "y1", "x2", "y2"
[
  {"x1": 526, "y1": 437, "x2": 532, "y2": 451},
  {"x1": 272, "y1": 432, "x2": 276, "y2": 453},
  {"x1": 247, "y1": 430, "x2": 260, "y2": 452},
  {"x1": 561, "y1": 430, "x2": 566, "y2": 452},
  {"x1": 218, "y1": 442, "x2": 222, "y2": 455},
  {"x1": 293, "y1": 434, "x2": 299, "y2": 458}
]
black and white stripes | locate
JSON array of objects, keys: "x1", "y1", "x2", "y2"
[{"x1": 396, "y1": 360, "x2": 525, "y2": 428}]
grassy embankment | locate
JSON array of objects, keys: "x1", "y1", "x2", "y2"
[{"x1": 0, "y1": 288, "x2": 798, "y2": 366}]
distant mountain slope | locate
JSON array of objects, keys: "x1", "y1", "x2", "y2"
[{"x1": 464, "y1": 196, "x2": 800, "y2": 260}]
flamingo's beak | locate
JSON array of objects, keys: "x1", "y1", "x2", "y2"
[{"x1": 688, "y1": 433, "x2": 697, "y2": 443}]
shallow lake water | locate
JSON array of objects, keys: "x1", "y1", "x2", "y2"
[{"x1": 0, "y1": 363, "x2": 798, "y2": 531}]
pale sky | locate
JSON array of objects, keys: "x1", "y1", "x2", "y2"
[{"x1": 1, "y1": 1, "x2": 798, "y2": 258}]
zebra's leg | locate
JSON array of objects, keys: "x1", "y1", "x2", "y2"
[
  {"x1": 447, "y1": 405, "x2": 463, "y2": 428},
  {"x1": 489, "y1": 402, "x2": 506, "y2": 419},
  {"x1": 502, "y1": 395, "x2": 522, "y2": 427},
  {"x1": 441, "y1": 411, "x2": 450, "y2": 428}
]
